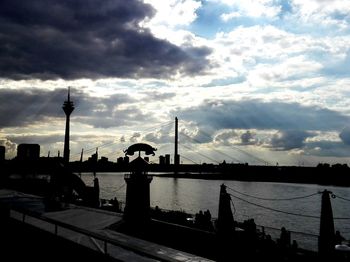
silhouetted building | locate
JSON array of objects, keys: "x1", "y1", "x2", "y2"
[
  {"x1": 117, "y1": 157, "x2": 124, "y2": 165},
  {"x1": 124, "y1": 156, "x2": 129, "y2": 164},
  {"x1": 0, "y1": 146, "x2": 5, "y2": 161},
  {"x1": 99, "y1": 156, "x2": 108, "y2": 163},
  {"x1": 88, "y1": 153, "x2": 98, "y2": 163},
  {"x1": 144, "y1": 157, "x2": 149, "y2": 162},
  {"x1": 165, "y1": 154, "x2": 170, "y2": 165},
  {"x1": 159, "y1": 155, "x2": 165, "y2": 165},
  {"x1": 17, "y1": 144, "x2": 40, "y2": 160},
  {"x1": 62, "y1": 87, "x2": 74, "y2": 163}
]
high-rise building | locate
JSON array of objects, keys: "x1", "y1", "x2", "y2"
[
  {"x1": 165, "y1": 154, "x2": 170, "y2": 165},
  {"x1": 17, "y1": 144, "x2": 40, "y2": 160},
  {"x1": 0, "y1": 146, "x2": 5, "y2": 161},
  {"x1": 159, "y1": 155, "x2": 165, "y2": 165}
]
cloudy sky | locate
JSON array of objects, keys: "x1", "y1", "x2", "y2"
[{"x1": 1, "y1": 0, "x2": 350, "y2": 166}]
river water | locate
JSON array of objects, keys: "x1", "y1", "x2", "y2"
[{"x1": 81, "y1": 172, "x2": 350, "y2": 251}]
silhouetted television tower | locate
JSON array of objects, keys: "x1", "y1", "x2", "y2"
[{"x1": 62, "y1": 87, "x2": 74, "y2": 163}]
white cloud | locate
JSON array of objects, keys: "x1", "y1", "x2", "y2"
[
  {"x1": 213, "y1": 0, "x2": 281, "y2": 19},
  {"x1": 247, "y1": 55, "x2": 323, "y2": 87},
  {"x1": 142, "y1": 0, "x2": 201, "y2": 28},
  {"x1": 291, "y1": 0, "x2": 350, "y2": 30},
  {"x1": 221, "y1": 11, "x2": 242, "y2": 21},
  {"x1": 2, "y1": 1, "x2": 350, "y2": 164}
]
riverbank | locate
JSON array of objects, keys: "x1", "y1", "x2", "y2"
[
  {"x1": 151, "y1": 167, "x2": 350, "y2": 187},
  {"x1": 82, "y1": 163, "x2": 350, "y2": 187},
  {"x1": 2, "y1": 158, "x2": 350, "y2": 187}
]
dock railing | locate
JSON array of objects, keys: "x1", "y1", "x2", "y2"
[{"x1": 7, "y1": 207, "x2": 183, "y2": 262}]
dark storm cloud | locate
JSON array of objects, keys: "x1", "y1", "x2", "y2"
[
  {"x1": 76, "y1": 107, "x2": 154, "y2": 128},
  {"x1": 269, "y1": 130, "x2": 315, "y2": 151},
  {"x1": 130, "y1": 132, "x2": 141, "y2": 142},
  {"x1": 214, "y1": 130, "x2": 258, "y2": 146},
  {"x1": 177, "y1": 99, "x2": 350, "y2": 132},
  {"x1": 305, "y1": 141, "x2": 350, "y2": 157},
  {"x1": 0, "y1": 0, "x2": 211, "y2": 80},
  {"x1": 144, "y1": 132, "x2": 172, "y2": 144},
  {"x1": 214, "y1": 130, "x2": 237, "y2": 143},
  {"x1": 0, "y1": 88, "x2": 67, "y2": 127},
  {"x1": 0, "y1": 88, "x2": 139, "y2": 128},
  {"x1": 7, "y1": 134, "x2": 63, "y2": 146},
  {"x1": 240, "y1": 130, "x2": 256, "y2": 145},
  {"x1": 339, "y1": 126, "x2": 350, "y2": 145},
  {"x1": 213, "y1": 130, "x2": 238, "y2": 146},
  {"x1": 144, "y1": 122, "x2": 174, "y2": 144}
]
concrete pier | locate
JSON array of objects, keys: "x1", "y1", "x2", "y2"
[{"x1": 0, "y1": 189, "x2": 212, "y2": 262}]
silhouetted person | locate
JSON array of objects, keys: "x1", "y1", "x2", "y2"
[
  {"x1": 291, "y1": 240, "x2": 298, "y2": 252},
  {"x1": 195, "y1": 210, "x2": 205, "y2": 229},
  {"x1": 279, "y1": 227, "x2": 291, "y2": 248},
  {"x1": 335, "y1": 230, "x2": 345, "y2": 245},
  {"x1": 261, "y1": 234, "x2": 277, "y2": 260},
  {"x1": 265, "y1": 234, "x2": 276, "y2": 249},
  {"x1": 203, "y1": 209, "x2": 214, "y2": 231},
  {"x1": 111, "y1": 197, "x2": 120, "y2": 212},
  {"x1": 243, "y1": 218, "x2": 257, "y2": 243},
  {"x1": 204, "y1": 209, "x2": 211, "y2": 220}
]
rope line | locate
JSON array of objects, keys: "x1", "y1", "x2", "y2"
[
  {"x1": 230, "y1": 198, "x2": 236, "y2": 215},
  {"x1": 333, "y1": 194, "x2": 350, "y2": 202},
  {"x1": 115, "y1": 182, "x2": 126, "y2": 192},
  {"x1": 229, "y1": 193, "x2": 350, "y2": 220},
  {"x1": 226, "y1": 186, "x2": 320, "y2": 201},
  {"x1": 257, "y1": 224, "x2": 319, "y2": 237},
  {"x1": 229, "y1": 193, "x2": 320, "y2": 219}
]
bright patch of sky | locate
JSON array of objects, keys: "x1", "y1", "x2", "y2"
[{"x1": 1, "y1": 0, "x2": 350, "y2": 166}]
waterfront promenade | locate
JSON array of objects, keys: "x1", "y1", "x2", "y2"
[{"x1": 0, "y1": 189, "x2": 212, "y2": 262}]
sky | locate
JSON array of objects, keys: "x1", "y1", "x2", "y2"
[{"x1": 1, "y1": 0, "x2": 350, "y2": 166}]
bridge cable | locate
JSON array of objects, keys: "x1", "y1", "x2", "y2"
[
  {"x1": 180, "y1": 143, "x2": 221, "y2": 164},
  {"x1": 115, "y1": 182, "x2": 126, "y2": 192},
  {"x1": 71, "y1": 120, "x2": 174, "y2": 158},
  {"x1": 105, "y1": 120, "x2": 175, "y2": 160},
  {"x1": 332, "y1": 194, "x2": 350, "y2": 202},
  {"x1": 180, "y1": 132, "x2": 241, "y2": 163},
  {"x1": 196, "y1": 128, "x2": 270, "y2": 165},
  {"x1": 179, "y1": 154, "x2": 199, "y2": 165},
  {"x1": 229, "y1": 193, "x2": 320, "y2": 219}
]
